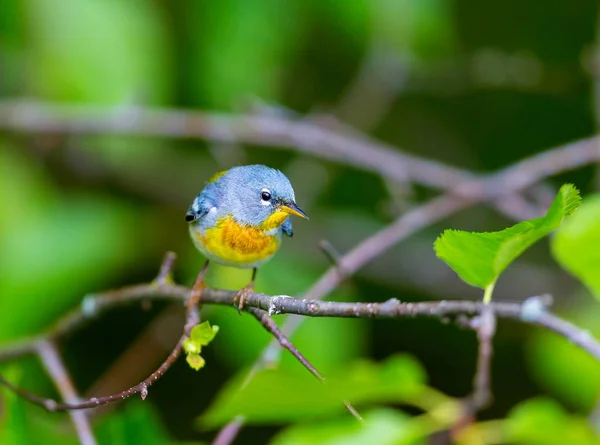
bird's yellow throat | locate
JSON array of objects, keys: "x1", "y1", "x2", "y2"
[{"x1": 192, "y1": 213, "x2": 289, "y2": 266}]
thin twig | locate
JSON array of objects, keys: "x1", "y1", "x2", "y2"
[
  {"x1": 36, "y1": 340, "x2": 97, "y2": 445},
  {"x1": 257, "y1": 195, "x2": 471, "y2": 371},
  {"x1": 317, "y1": 239, "x2": 347, "y2": 278},
  {"x1": 249, "y1": 136, "x2": 600, "y2": 374},
  {"x1": 212, "y1": 415, "x2": 245, "y2": 445},
  {"x1": 2, "y1": 100, "x2": 600, "y2": 438},
  {"x1": 0, "y1": 307, "x2": 198, "y2": 411},
  {"x1": 1, "y1": 101, "x2": 596, "y2": 213},
  {"x1": 0, "y1": 284, "x2": 598, "y2": 421},
  {"x1": 0, "y1": 337, "x2": 41, "y2": 362},
  {"x1": 244, "y1": 307, "x2": 363, "y2": 421},
  {"x1": 470, "y1": 306, "x2": 496, "y2": 410},
  {"x1": 153, "y1": 251, "x2": 177, "y2": 285},
  {"x1": 2, "y1": 287, "x2": 599, "y2": 380},
  {"x1": 244, "y1": 307, "x2": 323, "y2": 382},
  {"x1": 0, "y1": 100, "x2": 471, "y2": 191},
  {"x1": 307, "y1": 196, "x2": 470, "y2": 301},
  {"x1": 5, "y1": 102, "x2": 595, "y2": 364}
]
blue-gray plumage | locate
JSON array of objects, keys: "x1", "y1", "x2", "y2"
[
  {"x1": 186, "y1": 164, "x2": 307, "y2": 268},
  {"x1": 185, "y1": 165, "x2": 308, "y2": 310}
]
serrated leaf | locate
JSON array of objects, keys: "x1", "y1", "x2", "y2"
[
  {"x1": 198, "y1": 354, "x2": 426, "y2": 428},
  {"x1": 190, "y1": 322, "x2": 219, "y2": 347},
  {"x1": 434, "y1": 184, "x2": 580, "y2": 289},
  {"x1": 551, "y1": 194, "x2": 600, "y2": 300}
]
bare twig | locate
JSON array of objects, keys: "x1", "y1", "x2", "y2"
[
  {"x1": 1, "y1": 101, "x2": 596, "y2": 211},
  {"x1": 2, "y1": 286, "x2": 600, "y2": 378},
  {"x1": 214, "y1": 137, "x2": 599, "y2": 445},
  {"x1": 0, "y1": 100, "x2": 471, "y2": 191},
  {"x1": 0, "y1": 281, "x2": 599, "y2": 445},
  {"x1": 212, "y1": 415, "x2": 245, "y2": 445},
  {"x1": 317, "y1": 239, "x2": 347, "y2": 278},
  {"x1": 36, "y1": 340, "x2": 96, "y2": 445},
  {"x1": 249, "y1": 136, "x2": 600, "y2": 376},
  {"x1": 244, "y1": 306, "x2": 363, "y2": 421},
  {"x1": 153, "y1": 251, "x2": 177, "y2": 285},
  {"x1": 255, "y1": 195, "x2": 470, "y2": 374},
  {"x1": 244, "y1": 307, "x2": 323, "y2": 382},
  {"x1": 0, "y1": 337, "x2": 41, "y2": 362},
  {"x1": 2, "y1": 100, "x2": 600, "y2": 441},
  {"x1": 470, "y1": 306, "x2": 496, "y2": 410},
  {"x1": 0, "y1": 305, "x2": 198, "y2": 411},
  {"x1": 307, "y1": 196, "x2": 469, "y2": 302}
]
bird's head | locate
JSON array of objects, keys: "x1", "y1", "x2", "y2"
[{"x1": 219, "y1": 165, "x2": 308, "y2": 229}]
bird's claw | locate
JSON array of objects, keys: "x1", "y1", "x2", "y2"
[{"x1": 233, "y1": 284, "x2": 254, "y2": 314}]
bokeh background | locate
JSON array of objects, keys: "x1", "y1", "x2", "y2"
[{"x1": 2, "y1": 0, "x2": 600, "y2": 444}]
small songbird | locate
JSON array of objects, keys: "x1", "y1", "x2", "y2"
[{"x1": 185, "y1": 165, "x2": 309, "y2": 310}]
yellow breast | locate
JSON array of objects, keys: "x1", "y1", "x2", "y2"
[{"x1": 193, "y1": 215, "x2": 281, "y2": 267}]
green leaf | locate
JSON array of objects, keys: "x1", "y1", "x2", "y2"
[
  {"x1": 198, "y1": 354, "x2": 427, "y2": 428},
  {"x1": 270, "y1": 408, "x2": 426, "y2": 445},
  {"x1": 190, "y1": 322, "x2": 220, "y2": 347},
  {"x1": 25, "y1": 0, "x2": 171, "y2": 103},
  {"x1": 506, "y1": 398, "x2": 599, "y2": 445},
  {"x1": 374, "y1": 0, "x2": 457, "y2": 63},
  {"x1": 186, "y1": 0, "x2": 306, "y2": 107},
  {"x1": 187, "y1": 354, "x2": 206, "y2": 371},
  {"x1": 183, "y1": 338, "x2": 201, "y2": 355},
  {"x1": 551, "y1": 194, "x2": 600, "y2": 299},
  {"x1": 316, "y1": 0, "x2": 369, "y2": 47},
  {"x1": 183, "y1": 322, "x2": 218, "y2": 371},
  {"x1": 434, "y1": 184, "x2": 580, "y2": 289},
  {"x1": 97, "y1": 401, "x2": 172, "y2": 445},
  {"x1": 0, "y1": 148, "x2": 145, "y2": 341},
  {"x1": 526, "y1": 302, "x2": 600, "y2": 411},
  {"x1": 0, "y1": 367, "x2": 31, "y2": 445},
  {"x1": 0, "y1": 366, "x2": 81, "y2": 445}
]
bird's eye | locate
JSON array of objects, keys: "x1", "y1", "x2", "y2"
[{"x1": 261, "y1": 190, "x2": 272, "y2": 202}]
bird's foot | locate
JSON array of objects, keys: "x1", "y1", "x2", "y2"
[{"x1": 233, "y1": 283, "x2": 254, "y2": 314}]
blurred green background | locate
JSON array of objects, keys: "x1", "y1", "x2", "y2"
[{"x1": 2, "y1": 0, "x2": 600, "y2": 444}]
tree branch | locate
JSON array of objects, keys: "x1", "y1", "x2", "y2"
[
  {"x1": 3, "y1": 100, "x2": 598, "y2": 208},
  {"x1": 1, "y1": 285, "x2": 599, "y2": 413},
  {"x1": 2, "y1": 100, "x2": 600, "y2": 442},
  {"x1": 470, "y1": 306, "x2": 496, "y2": 410},
  {"x1": 0, "y1": 250, "x2": 200, "y2": 414},
  {"x1": 0, "y1": 100, "x2": 471, "y2": 191},
  {"x1": 246, "y1": 135, "x2": 600, "y2": 390}
]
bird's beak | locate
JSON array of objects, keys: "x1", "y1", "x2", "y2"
[{"x1": 280, "y1": 202, "x2": 309, "y2": 220}]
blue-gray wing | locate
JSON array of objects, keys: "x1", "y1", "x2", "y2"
[
  {"x1": 282, "y1": 217, "x2": 293, "y2": 237},
  {"x1": 185, "y1": 182, "x2": 222, "y2": 222}
]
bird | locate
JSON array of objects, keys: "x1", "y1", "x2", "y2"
[{"x1": 185, "y1": 164, "x2": 309, "y2": 311}]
